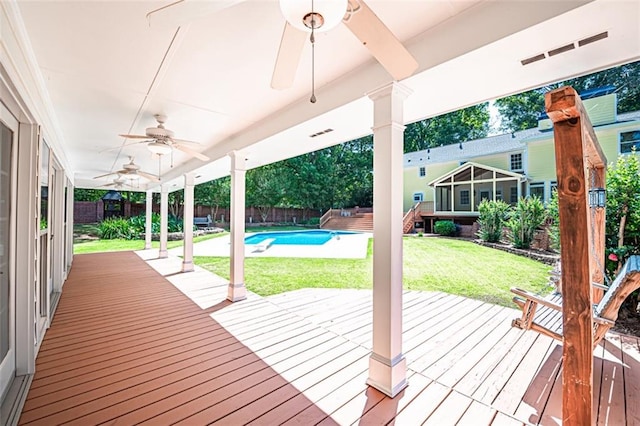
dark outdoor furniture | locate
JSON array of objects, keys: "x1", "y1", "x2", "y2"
[{"x1": 193, "y1": 214, "x2": 213, "y2": 229}]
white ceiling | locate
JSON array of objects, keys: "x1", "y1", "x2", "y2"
[{"x1": 13, "y1": 0, "x2": 640, "y2": 192}]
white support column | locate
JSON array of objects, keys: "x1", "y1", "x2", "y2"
[
  {"x1": 228, "y1": 151, "x2": 247, "y2": 302},
  {"x1": 367, "y1": 82, "x2": 411, "y2": 397},
  {"x1": 145, "y1": 190, "x2": 153, "y2": 250},
  {"x1": 182, "y1": 173, "x2": 195, "y2": 272},
  {"x1": 159, "y1": 185, "x2": 168, "y2": 258}
]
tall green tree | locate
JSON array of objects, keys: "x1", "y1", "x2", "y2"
[
  {"x1": 194, "y1": 176, "x2": 230, "y2": 222},
  {"x1": 496, "y1": 60, "x2": 640, "y2": 133},
  {"x1": 404, "y1": 103, "x2": 490, "y2": 153},
  {"x1": 246, "y1": 164, "x2": 287, "y2": 222}
]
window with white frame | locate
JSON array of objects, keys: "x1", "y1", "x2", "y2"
[
  {"x1": 620, "y1": 130, "x2": 640, "y2": 154},
  {"x1": 413, "y1": 192, "x2": 424, "y2": 202},
  {"x1": 510, "y1": 153, "x2": 523, "y2": 171},
  {"x1": 550, "y1": 181, "x2": 557, "y2": 194},
  {"x1": 460, "y1": 190, "x2": 470, "y2": 205},
  {"x1": 496, "y1": 189, "x2": 503, "y2": 201},
  {"x1": 529, "y1": 182, "x2": 545, "y2": 200},
  {"x1": 418, "y1": 166, "x2": 426, "y2": 177},
  {"x1": 480, "y1": 190, "x2": 490, "y2": 201}
]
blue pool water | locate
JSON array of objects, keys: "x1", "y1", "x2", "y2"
[{"x1": 244, "y1": 230, "x2": 358, "y2": 246}]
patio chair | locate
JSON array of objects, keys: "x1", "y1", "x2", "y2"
[{"x1": 511, "y1": 255, "x2": 640, "y2": 347}]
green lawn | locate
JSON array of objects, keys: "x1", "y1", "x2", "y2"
[
  {"x1": 73, "y1": 223, "x2": 552, "y2": 307},
  {"x1": 73, "y1": 232, "x2": 228, "y2": 254},
  {"x1": 194, "y1": 237, "x2": 552, "y2": 307}
]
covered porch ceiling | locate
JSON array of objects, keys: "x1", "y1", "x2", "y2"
[{"x1": 11, "y1": 0, "x2": 640, "y2": 192}]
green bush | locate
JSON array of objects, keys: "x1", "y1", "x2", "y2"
[
  {"x1": 99, "y1": 217, "x2": 134, "y2": 240},
  {"x1": 307, "y1": 217, "x2": 320, "y2": 225},
  {"x1": 477, "y1": 199, "x2": 511, "y2": 242},
  {"x1": 434, "y1": 220, "x2": 457, "y2": 236},
  {"x1": 506, "y1": 196, "x2": 547, "y2": 249},
  {"x1": 127, "y1": 213, "x2": 185, "y2": 236}
]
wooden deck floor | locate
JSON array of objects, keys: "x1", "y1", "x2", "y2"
[{"x1": 18, "y1": 251, "x2": 639, "y2": 425}]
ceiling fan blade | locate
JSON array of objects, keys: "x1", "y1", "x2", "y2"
[
  {"x1": 146, "y1": 0, "x2": 244, "y2": 28},
  {"x1": 343, "y1": 0, "x2": 418, "y2": 80},
  {"x1": 119, "y1": 134, "x2": 150, "y2": 140},
  {"x1": 271, "y1": 22, "x2": 307, "y2": 90},
  {"x1": 169, "y1": 137, "x2": 201, "y2": 146},
  {"x1": 136, "y1": 171, "x2": 161, "y2": 183},
  {"x1": 100, "y1": 141, "x2": 151, "y2": 154},
  {"x1": 173, "y1": 144, "x2": 210, "y2": 161},
  {"x1": 93, "y1": 171, "x2": 121, "y2": 179}
]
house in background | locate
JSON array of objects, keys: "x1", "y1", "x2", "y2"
[{"x1": 403, "y1": 87, "x2": 640, "y2": 233}]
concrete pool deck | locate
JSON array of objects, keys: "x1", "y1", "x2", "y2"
[{"x1": 169, "y1": 231, "x2": 372, "y2": 259}]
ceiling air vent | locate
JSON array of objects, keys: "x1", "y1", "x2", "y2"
[
  {"x1": 578, "y1": 31, "x2": 608, "y2": 47},
  {"x1": 521, "y1": 53, "x2": 546, "y2": 66},
  {"x1": 520, "y1": 31, "x2": 608, "y2": 66},
  {"x1": 548, "y1": 43, "x2": 575, "y2": 57},
  {"x1": 309, "y1": 128, "x2": 334, "y2": 138}
]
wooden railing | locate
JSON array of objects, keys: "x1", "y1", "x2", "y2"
[
  {"x1": 319, "y1": 207, "x2": 373, "y2": 228},
  {"x1": 402, "y1": 203, "x2": 420, "y2": 234},
  {"x1": 319, "y1": 209, "x2": 335, "y2": 228}
]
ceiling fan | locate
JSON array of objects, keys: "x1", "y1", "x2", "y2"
[
  {"x1": 99, "y1": 177, "x2": 137, "y2": 190},
  {"x1": 145, "y1": 0, "x2": 419, "y2": 93},
  {"x1": 94, "y1": 157, "x2": 161, "y2": 183},
  {"x1": 119, "y1": 114, "x2": 210, "y2": 161},
  {"x1": 272, "y1": 0, "x2": 419, "y2": 91}
]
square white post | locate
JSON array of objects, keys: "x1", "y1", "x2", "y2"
[
  {"x1": 145, "y1": 190, "x2": 153, "y2": 250},
  {"x1": 182, "y1": 173, "x2": 195, "y2": 272},
  {"x1": 159, "y1": 184, "x2": 168, "y2": 258},
  {"x1": 366, "y1": 82, "x2": 411, "y2": 397},
  {"x1": 228, "y1": 151, "x2": 247, "y2": 302}
]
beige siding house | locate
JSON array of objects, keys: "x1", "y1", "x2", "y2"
[{"x1": 403, "y1": 89, "x2": 640, "y2": 232}]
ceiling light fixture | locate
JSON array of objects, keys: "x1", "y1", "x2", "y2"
[
  {"x1": 279, "y1": 0, "x2": 347, "y2": 103},
  {"x1": 147, "y1": 141, "x2": 172, "y2": 155},
  {"x1": 279, "y1": 0, "x2": 347, "y2": 33}
]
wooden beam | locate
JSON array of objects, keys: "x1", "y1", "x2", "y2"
[
  {"x1": 548, "y1": 87, "x2": 594, "y2": 426},
  {"x1": 546, "y1": 86, "x2": 607, "y2": 168}
]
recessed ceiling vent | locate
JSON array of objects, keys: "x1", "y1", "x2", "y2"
[
  {"x1": 309, "y1": 128, "x2": 334, "y2": 138},
  {"x1": 520, "y1": 31, "x2": 609, "y2": 66},
  {"x1": 578, "y1": 31, "x2": 609, "y2": 47}
]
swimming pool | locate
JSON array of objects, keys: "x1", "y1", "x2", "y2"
[{"x1": 244, "y1": 230, "x2": 358, "y2": 246}]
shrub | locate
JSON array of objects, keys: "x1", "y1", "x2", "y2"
[
  {"x1": 506, "y1": 196, "x2": 547, "y2": 249},
  {"x1": 127, "y1": 213, "x2": 185, "y2": 236},
  {"x1": 434, "y1": 220, "x2": 457, "y2": 236},
  {"x1": 476, "y1": 199, "x2": 511, "y2": 242},
  {"x1": 99, "y1": 217, "x2": 134, "y2": 240}
]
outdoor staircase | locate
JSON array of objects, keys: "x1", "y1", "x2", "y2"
[{"x1": 321, "y1": 212, "x2": 373, "y2": 232}]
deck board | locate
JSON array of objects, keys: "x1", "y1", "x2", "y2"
[{"x1": 18, "y1": 250, "x2": 637, "y2": 425}]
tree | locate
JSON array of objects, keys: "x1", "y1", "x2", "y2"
[
  {"x1": 246, "y1": 164, "x2": 286, "y2": 222},
  {"x1": 74, "y1": 188, "x2": 108, "y2": 201},
  {"x1": 194, "y1": 177, "x2": 230, "y2": 222},
  {"x1": 496, "y1": 60, "x2": 640, "y2": 133},
  {"x1": 404, "y1": 103, "x2": 490, "y2": 153},
  {"x1": 606, "y1": 150, "x2": 640, "y2": 274},
  {"x1": 494, "y1": 91, "x2": 545, "y2": 133}
]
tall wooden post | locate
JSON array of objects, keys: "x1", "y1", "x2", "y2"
[{"x1": 546, "y1": 86, "x2": 607, "y2": 426}]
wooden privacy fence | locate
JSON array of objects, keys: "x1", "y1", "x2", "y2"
[{"x1": 547, "y1": 86, "x2": 607, "y2": 426}]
